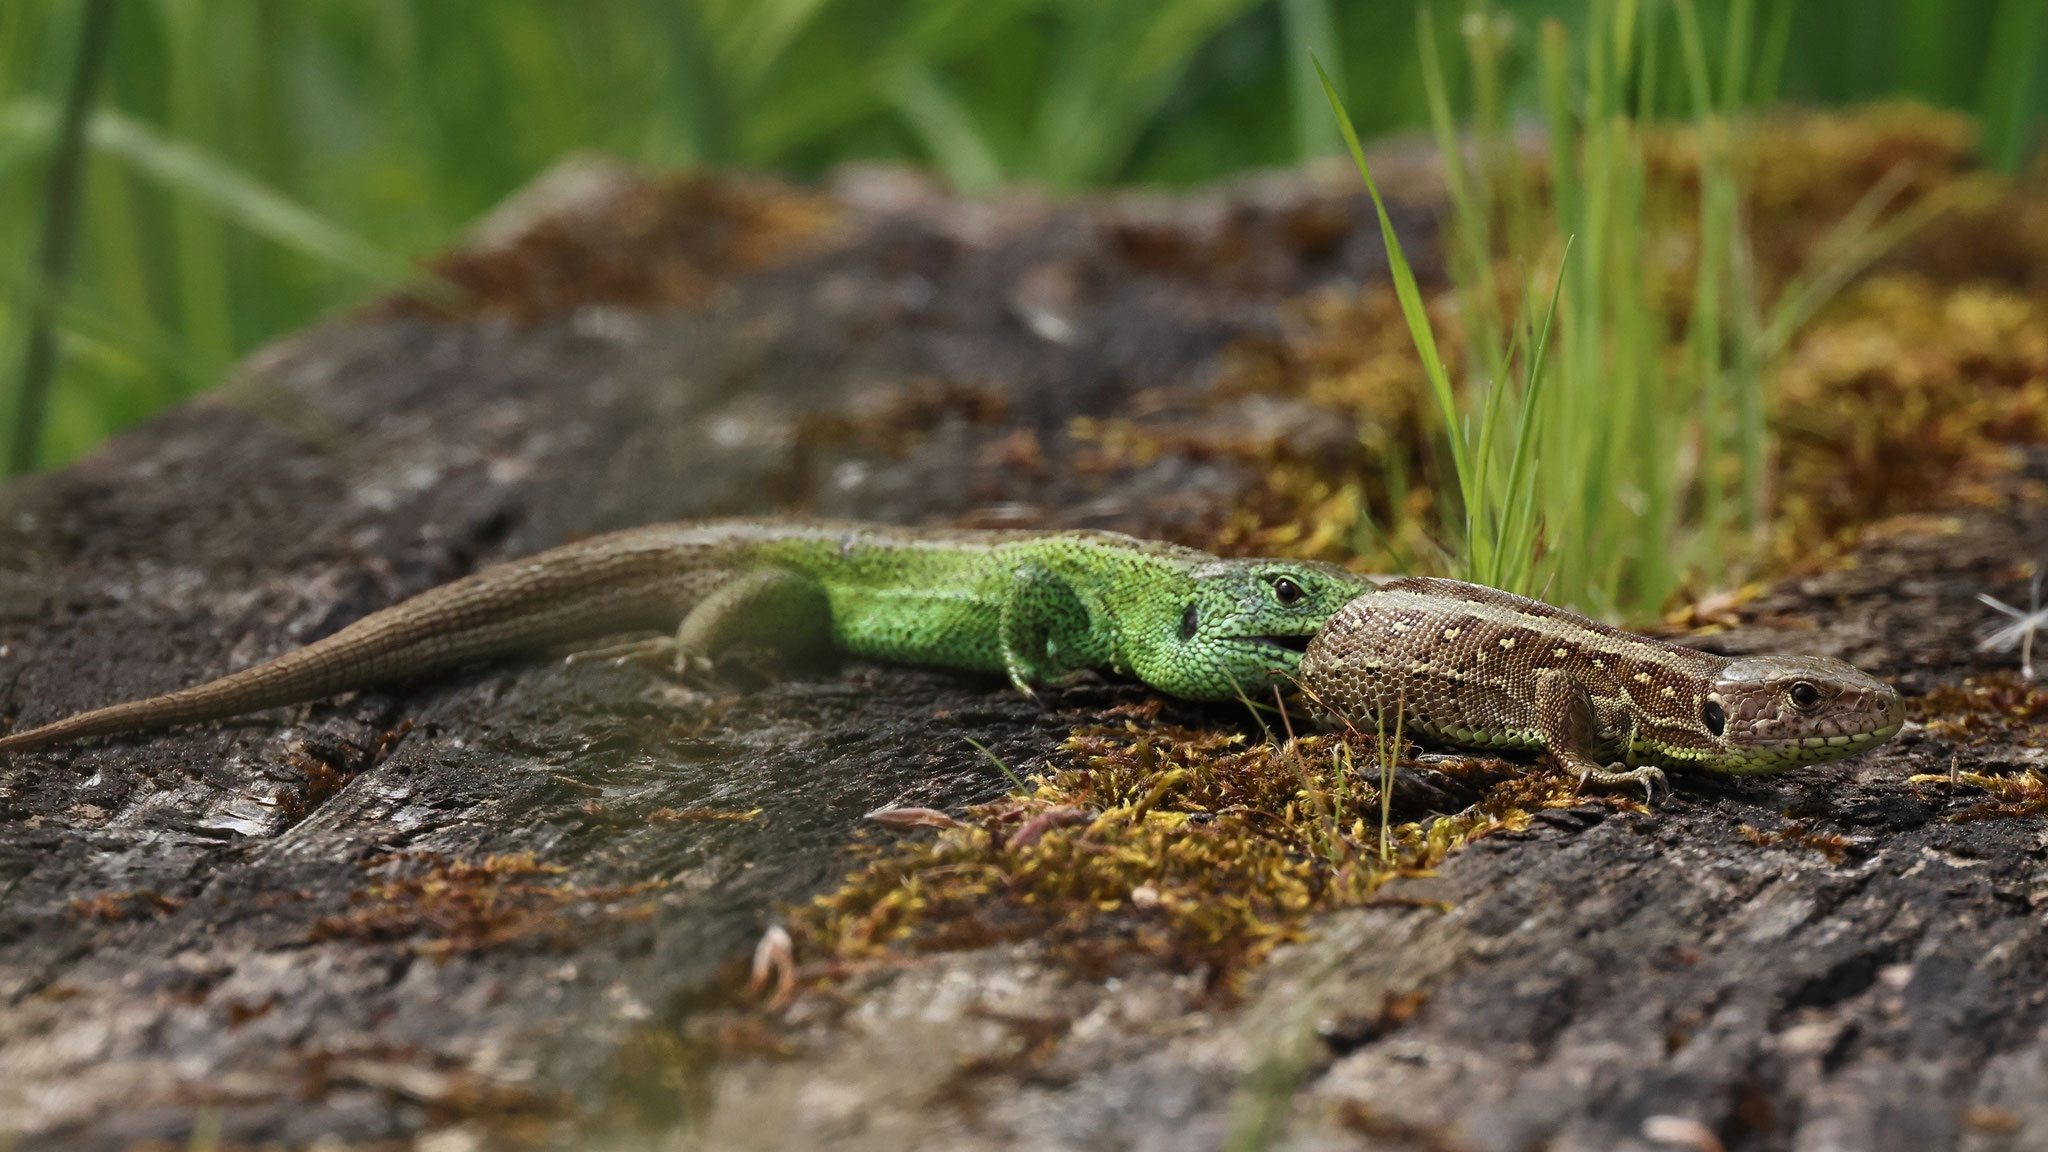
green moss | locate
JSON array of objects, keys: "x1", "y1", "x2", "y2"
[{"x1": 790, "y1": 700, "x2": 1629, "y2": 996}]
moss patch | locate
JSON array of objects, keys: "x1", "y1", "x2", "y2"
[
  {"x1": 1906, "y1": 673, "x2": 2048, "y2": 822},
  {"x1": 388, "y1": 171, "x2": 841, "y2": 323},
  {"x1": 311, "y1": 851, "x2": 665, "y2": 958},
  {"x1": 788, "y1": 701, "x2": 1629, "y2": 996},
  {"x1": 1910, "y1": 672, "x2": 2048, "y2": 745}
]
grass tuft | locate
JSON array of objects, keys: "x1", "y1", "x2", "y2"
[{"x1": 1310, "y1": 4, "x2": 1968, "y2": 619}]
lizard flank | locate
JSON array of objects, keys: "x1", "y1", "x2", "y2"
[{"x1": 0, "y1": 520, "x2": 1371, "y2": 754}]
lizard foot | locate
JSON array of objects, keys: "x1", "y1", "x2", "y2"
[
  {"x1": 1575, "y1": 763, "x2": 1669, "y2": 805},
  {"x1": 565, "y1": 636, "x2": 715, "y2": 679},
  {"x1": 565, "y1": 636, "x2": 678, "y2": 667},
  {"x1": 1004, "y1": 666, "x2": 1044, "y2": 702}
]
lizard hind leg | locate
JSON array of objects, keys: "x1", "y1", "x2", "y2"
[
  {"x1": 569, "y1": 567, "x2": 835, "y2": 679},
  {"x1": 1532, "y1": 667, "x2": 1670, "y2": 803}
]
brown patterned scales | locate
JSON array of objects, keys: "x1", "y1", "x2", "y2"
[{"x1": 1298, "y1": 577, "x2": 1904, "y2": 795}]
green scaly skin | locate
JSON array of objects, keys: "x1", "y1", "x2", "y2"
[
  {"x1": 1299, "y1": 576, "x2": 1905, "y2": 795},
  {"x1": 0, "y1": 520, "x2": 1373, "y2": 754}
]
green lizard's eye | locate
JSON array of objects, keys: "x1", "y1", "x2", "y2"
[
  {"x1": 1789, "y1": 681, "x2": 1821, "y2": 709},
  {"x1": 1271, "y1": 577, "x2": 1304, "y2": 606}
]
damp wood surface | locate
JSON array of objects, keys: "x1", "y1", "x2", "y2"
[{"x1": 0, "y1": 124, "x2": 2045, "y2": 1151}]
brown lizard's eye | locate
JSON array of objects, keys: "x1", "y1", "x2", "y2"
[
  {"x1": 1789, "y1": 681, "x2": 1821, "y2": 709},
  {"x1": 1271, "y1": 577, "x2": 1304, "y2": 606}
]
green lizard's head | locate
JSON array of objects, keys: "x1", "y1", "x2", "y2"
[
  {"x1": 1135, "y1": 559, "x2": 1374, "y2": 701},
  {"x1": 1695, "y1": 654, "x2": 1904, "y2": 775}
]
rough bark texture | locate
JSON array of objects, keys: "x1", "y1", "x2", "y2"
[
  {"x1": 691, "y1": 500, "x2": 2048, "y2": 1152},
  {"x1": 0, "y1": 153, "x2": 2042, "y2": 1152}
]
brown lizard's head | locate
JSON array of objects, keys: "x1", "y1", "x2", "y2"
[{"x1": 1700, "y1": 655, "x2": 1903, "y2": 775}]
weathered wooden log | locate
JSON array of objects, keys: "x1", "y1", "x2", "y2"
[{"x1": 1, "y1": 147, "x2": 2042, "y2": 1152}]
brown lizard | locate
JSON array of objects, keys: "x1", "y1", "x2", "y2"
[{"x1": 1298, "y1": 576, "x2": 1904, "y2": 795}]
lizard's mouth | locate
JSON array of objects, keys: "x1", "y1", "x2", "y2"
[{"x1": 1246, "y1": 633, "x2": 1314, "y2": 656}]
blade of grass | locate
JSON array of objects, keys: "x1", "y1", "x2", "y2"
[
  {"x1": 1469, "y1": 312, "x2": 1529, "y2": 587},
  {"x1": 882, "y1": 59, "x2": 1003, "y2": 194},
  {"x1": 1035, "y1": 0, "x2": 1265, "y2": 186},
  {"x1": 1758, "y1": 162, "x2": 1947, "y2": 356},
  {"x1": 0, "y1": 102, "x2": 417, "y2": 288},
  {"x1": 0, "y1": 266, "x2": 222, "y2": 391},
  {"x1": 1539, "y1": 19, "x2": 1576, "y2": 254},
  {"x1": 1671, "y1": 0, "x2": 1715, "y2": 120},
  {"x1": 1281, "y1": 0, "x2": 1342, "y2": 161},
  {"x1": 964, "y1": 736, "x2": 1030, "y2": 793},
  {"x1": 1419, "y1": 6, "x2": 1503, "y2": 378},
  {"x1": 1316, "y1": 55, "x2": 1475, "y2": 573},
  {"x1": 91, "y1": 110, "x2": 416, "y2": 287},
  {"x1": 1721, "y1": 0, "x2": 1756, "y2": 112},
  {"x1": 1495, "y1": 237, "x2": 1571, "y2": 595},
  {"x1": 8, "y1": 0, "x2": 116, "y2": 476},
  {"x1": 1981, "y1": 0, "x2": 2047, "y2": 173},
  {"x1": 1752, "y1": 0, "x2": 1796, "y2": 108},
  {"x1": 160, "y1": 0, "x2": 235, "y2": 365}
]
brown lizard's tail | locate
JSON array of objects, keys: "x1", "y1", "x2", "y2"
[
  {"x1": 0, "y1": 526, "x2": 727, "y2": 754},
  {"x1": 0, "y1": 657, "x2": 359, "y2": 752}
]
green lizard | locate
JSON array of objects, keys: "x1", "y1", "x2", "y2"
[
  {"x1": 0, "y1": 520, "x2": 1373, "y2": 753},
  {"x1": 1298, "y1": 576, "x2": 1904, "y2": 795}
]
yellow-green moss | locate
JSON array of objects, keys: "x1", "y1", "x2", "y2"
[{"x1": 790, "y1": 701, "x2": 1627, "y2": 996}]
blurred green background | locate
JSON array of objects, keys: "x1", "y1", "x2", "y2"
[{"x1": 0, "y1": 0, "x2": 2042, "y2": 472}]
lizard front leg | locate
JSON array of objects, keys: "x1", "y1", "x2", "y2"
[
  {"x1": 569, "y1": 567, "x2": 833, "y2": 675},
  {"x1": 997, "y1": 565, "x2": 1095, "y2": 697},
  {"x1": 1532, "y1": 667, "x2": 1668, "y2": 802}
]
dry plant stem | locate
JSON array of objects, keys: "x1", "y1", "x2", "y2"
[{"x1": 1378, "y1": 687, "x2": 1406, "y2": 863}]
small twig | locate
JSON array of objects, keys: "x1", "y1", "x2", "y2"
[{"x1": 1273, "y1": 685, "x2": 1299, "y2": 747}]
